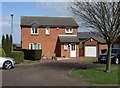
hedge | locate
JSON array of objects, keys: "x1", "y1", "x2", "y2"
[
  {"x1": 0, "y1": 48, "x2": 6, "y2": 57},
  {"x1": 14, "y1": 49, "x2": 42, "y2": 60},
  {"x1": 9, "y1": 51, "x2": 24, "y2": 64}
]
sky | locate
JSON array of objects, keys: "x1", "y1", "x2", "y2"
[{"x1": 1, "y1": 1, "x2": 89, "y2": 44}]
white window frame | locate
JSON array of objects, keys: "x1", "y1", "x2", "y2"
[
  {"x1": 29, "y1": 43, "x2": 41, "y2": 49},
  {"x1": 46, "y1": 26, "x2": 50, "y2": 35},
  {"x1": 65, "y1": 27, "x2": 73, "y2": 33},
  {"x1": 64, "y1": 43, "x2": 68, "y2": 50},
  {"x1": 31, "y1": 27, "x2": 39, "y2": 35}
]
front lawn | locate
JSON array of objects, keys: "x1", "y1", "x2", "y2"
[
  {"x1": 71, "y1": 65, "x2": 119, "y2": 84},
  {"x1": 79, "y1": 57, "x2": 98, "y2": 64}
]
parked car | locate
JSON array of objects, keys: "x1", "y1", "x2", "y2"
[
  {"x1": 98, "y1": 48, "x2": 120, "y2": 64},
  {"x1": 0, "y1": 56, "x2": 15, "y2": 69}
]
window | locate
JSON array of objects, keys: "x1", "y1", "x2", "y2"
[
  {"x1": 29, "y1": 43, "x2": 41, "y2": 49},
  {"x1": 46, "y1": 27, "x2": 50, "y2": 35},
  {"x1": 64, "y1": 43, "x2": 68, "y2": 50},
  {"x1": 65, "y1": 27, "x2": 73, "y2": 33},
  {"x1": 31, "y1": 27, "x2": 39, "y2": 35}
]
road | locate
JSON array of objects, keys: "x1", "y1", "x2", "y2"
[{"x1": 2, "y1": 59, "x2": 101, "y2": 86}]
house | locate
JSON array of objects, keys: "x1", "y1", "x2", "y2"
[
  {"x1": 20, "y1": 16, "x2": 79, "y2": 57},
  {"x1": 13, "y1": 43, "x2": 22, "y2": 49},
  {"x1": 77, "y1": 32, "x2": 108, "y2": 57},
  {"x1": 113, "y1": 36, "x2": 120, "y2": 48}
]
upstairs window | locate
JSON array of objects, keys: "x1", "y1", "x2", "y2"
[
  {"x1": 46, "y1": 26, "x2": 50, "y2": 35},
  {"x1": 31, "y1": 27, "x2": 39, "y2": 35},
  {"x1": 65, "y1": 27, "x2": 73, "y2": 33},
  {"x1": 29, "y1": 43, "x2": 41, "y2": 49}
]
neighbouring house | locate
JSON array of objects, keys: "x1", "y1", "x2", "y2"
[
  {"x1": 113, "y1": 36, "x2": 120, "y2": 48},
  {"x1": 20, "y1": 16, "x2": 79, "y2": 57},
  {"x1": 77, "y1": 32, "x2": 108, "y2": 57},
  {"x1": 13, "y1": 44, "x2": 22, "y2": 49}
]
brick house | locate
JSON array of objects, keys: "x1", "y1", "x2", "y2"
[
  {"x1": 78, "y1": 32, "x2": 108, "y2": 57},
  {"x1": 20, "y1": 16, "x2": 79, "y2": 57},
  {"x1": 113, "y1": 36, "x2": 120, "y2": 48}
]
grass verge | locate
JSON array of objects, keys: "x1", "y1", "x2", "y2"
[
  {"x1": 79, "y1": 57, "x2": 98, "y2": 64},
  {"x1": 71, "y1": 65, "x2": 119, "y2": 84},
  {"x1": 23, "y1": 60, "x2": 40, "y2": 64}
]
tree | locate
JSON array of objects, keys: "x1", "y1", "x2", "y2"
[
  {"x1": 6, "y1": 34, "x2": 9, "y2": 56},
  {"x1": 70, "y1": 2, "x2": 120, "y2": 72},
  {"x1": 2, "y1": 34, "x2": 13, "y2": 56},
  {"x1": 2, "y1": 35, "x2": 5, "y2": 56},
  {"x1": 10, "y1": 34, "x2": 13, "y2": 51}
]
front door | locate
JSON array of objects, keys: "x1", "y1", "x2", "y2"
[{"x1": 70, "y1": 43, "x2": 76, "y2": 57}]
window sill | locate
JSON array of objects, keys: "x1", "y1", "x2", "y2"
[
  {"x1": 31, "y1": 34, "x2": 39, "y2": 36},
  {"x1": 46, "y1": 34, "x2": 50, "y2": 36},
  {"x1": 65, "y1": 32, "x2": 73, "y2": 34}
]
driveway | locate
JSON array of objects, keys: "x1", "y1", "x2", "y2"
[{"x1": 2, "y1": 59, "x2": 103, "y2": 86}]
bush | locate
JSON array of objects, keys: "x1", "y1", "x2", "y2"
[
  {"x1": 9, "y1": 51, "x2": 24, "y2": 64},
  {"x1": 14, "y1": 49, "x2": 42, "y2": 60},
  {"x1": 51, "y1": 56, "x2": 57, "y2": 60},
  {"x1": 0, "y1": 48, "x2": 6, "y2": 57}
]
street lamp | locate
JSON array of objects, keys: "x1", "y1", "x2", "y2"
[
  {"x1": 11, "y1": 13, "x2": 14, "y2": 51},
  {"x1": 11, "y1": 13, "x2": 13, "y2": 35}
]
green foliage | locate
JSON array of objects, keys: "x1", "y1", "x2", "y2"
[
  {"x1": 10, "y1": 34, "x2": 13, "y2": 51},
  {"x1": 9, "y1": 51, "x2": 24, "y2": 64},
  {"x1": 71, "y1": 65, "x2": 119, "y2": 84},
  {"x1": 15, "y1": 49, "x2": 42, "y2": 60},
  {"x1": 0, "y1": 48, "x2": 6, "y2": 57},
  {"x1": 79, "y1": 42, "x2": 83, "y2": 49},
  {"x1": 51, "y1": 56, "x2": 57, "y2": 60},
  {"x1": 2, "y1": 34, "x2": 13, "y2": 56}
]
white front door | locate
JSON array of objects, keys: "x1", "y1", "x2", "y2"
[{"x1": 70, "y1": 43, "x2": 76, "y2": 57}]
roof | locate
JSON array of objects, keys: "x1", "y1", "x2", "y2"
[
  {"x1": 77, "y1": 32, "x2": 102, "y2": 39},
  {"x1": 13, "y1": 44, "x2": 21, "y2": 47},
  {"x1": 20, "y1": 16, "x2": 79, "y2": 27},
  {"x1": 77, "y1": 32, "x2": 106, "y2": 43},
  {"x1": 59, "y1": 35, "x2": 79, "y2": 43}
]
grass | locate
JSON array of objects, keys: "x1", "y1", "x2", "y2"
[
  {"x1": 71, "y1": 65, "x2": 119, "y2": 84},
  {"x1": 23, "y1": 59, "x2": 40, "y2": 64},
  {"x1": 79, "y1": 57, "x2": 98, "y2": 64}
]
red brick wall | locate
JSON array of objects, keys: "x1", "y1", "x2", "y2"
[
  {"x1": 84, "y1": 38, "x2": 98, "y2": 46},
  {"x1": 98, "y1": 44, "x2": 108, "y2": 55},
  {"x1": 22, "y1": 27, "x2": 77, "y2": 57},
  {"x1": 61, "y1": 43, "x2": 79, "y2": 57}
]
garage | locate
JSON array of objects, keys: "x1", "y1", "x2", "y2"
[{"x1": 85, "y1": 46, "x2": 97, "y2": 57}]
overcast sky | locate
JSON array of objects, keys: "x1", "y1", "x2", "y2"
[{"x1": 1, "y1": 1, "x2": 90, "y2": 44}]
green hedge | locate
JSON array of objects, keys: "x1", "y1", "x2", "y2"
[
  {"x1": 0, "y1": 48, "x2": 6, "y2": 57},
  {"x1": 9, "y1": 51, "x2": 24, "y2": 64},
  {"x1": 14, "y1": 49, "x2": 42, "y2": 60}
]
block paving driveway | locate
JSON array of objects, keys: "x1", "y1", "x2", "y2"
[{"x1": 2, "y1": 58, "x2": 103, "y2": 86}]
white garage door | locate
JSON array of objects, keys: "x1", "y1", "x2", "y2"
[{"x1": 85, "y1": 46, "x2": 97, "y2": 57}]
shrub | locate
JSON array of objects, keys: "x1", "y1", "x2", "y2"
[
  {"x1": 51, "y1": 56, "x2": 57, "y2": 60},
  {"x1": 0, "y1": 48, "x2": 6, "y2": 57},
  {"x1": 9, "y1": 51, "x2": 24, "y2": 64},
  {"x1": 14, "y1": 49, "x2": 42, "y2": 60}
]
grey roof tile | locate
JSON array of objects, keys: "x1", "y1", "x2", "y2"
[
  {"x1": 59, "y1": 35, "x2": 79, "y2": 43},
  {"x1": 21, "y1": 16, "x2": 79, "y2": 27}
]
